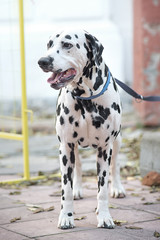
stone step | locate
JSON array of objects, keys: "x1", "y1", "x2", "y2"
[{"x1": 140, "y1": 132, "x2": 160, "y2": 177}]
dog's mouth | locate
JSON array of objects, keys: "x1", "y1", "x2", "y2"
[{"x1": 47, "y1": 68, "x2": 76, "y2": 90}]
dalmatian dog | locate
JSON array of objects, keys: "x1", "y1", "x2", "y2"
[{"x1": 38, "y1": 29, "x2": 125, "y2": 230}]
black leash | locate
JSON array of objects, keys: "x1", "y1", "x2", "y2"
[
  {"x1": 115, "y1": 78, "x2": 160, "y2": 102},
  {"x1": 74, "y1": 68, "x2": 160, "y2": 102}
]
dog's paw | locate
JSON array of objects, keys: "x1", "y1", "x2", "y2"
[
  {"x1": 58, "y1": 211, "x2": 75, "y2": 230},
  {"x1": 96, "y1": 210, "x2": 115, "y2": 229},
  {"x1": 110, "y1": 182, "x2": 126, "y2": 198},
  {"x1": 73, "y1": 187, "x2": 83, "y2": 200}
]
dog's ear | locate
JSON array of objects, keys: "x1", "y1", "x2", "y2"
[{"x1": 85, "y1": 33, "x2": 104, "y2": 67}]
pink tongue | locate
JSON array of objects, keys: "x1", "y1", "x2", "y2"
[
  {"x1": 47, "y1": 69, "x2": 76, "y2": 85},
  {"x1": 47, "y1": 72, "x2": 62, "y2": 84}
]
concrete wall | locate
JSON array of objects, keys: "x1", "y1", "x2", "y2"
[
  {"x1": 133, "y1": 0, "x2": 160, "y2": 126},
  {"x1": 140, "y1": 132, "x2": 160, "y2": 176}
]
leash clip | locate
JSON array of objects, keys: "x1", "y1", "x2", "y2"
[{"x1": 135, "y1": 95, "x2": 143, "y2": 103}]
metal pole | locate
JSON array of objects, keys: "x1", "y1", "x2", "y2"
[{"x1": 18, "y1": 0, "x2": 30, "y2": 180}]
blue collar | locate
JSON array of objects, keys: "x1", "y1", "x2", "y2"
[{"x1": 75, "y1": 70, "x2": 111, "y2": 100}]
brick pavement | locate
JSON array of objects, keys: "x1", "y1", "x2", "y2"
[{"x1": 0, "y1": 177, "x2": 160, "y2": 240}]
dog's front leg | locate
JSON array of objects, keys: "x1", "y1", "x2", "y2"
[
  {"x1": 58, "y1": 143, "x2": 75, "y2": 229},
  {"x1": 96, "y1": 146, "x2": 115, "y2": 229},
  {"x1": 73, "y1": 144, "x2": 83, "y2": 200}
]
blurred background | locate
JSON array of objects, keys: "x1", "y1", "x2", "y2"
[
  {"x1": 0, "y1": 0, "x2": 160, "y2": 181},
  {"x1": 0, "y1": 0, "x2": 133, "y2": 108}
]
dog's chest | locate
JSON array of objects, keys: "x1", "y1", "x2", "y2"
[{"x1": 56, "y1": 90, "x2": 119, "y2": 147}]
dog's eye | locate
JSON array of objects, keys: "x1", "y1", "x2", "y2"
[
  {"x1": 47, "y1": 40, "x2": 54, "y2": 49},
  {"x1": 62, "y1": 42, "x2": 73, "y2": 49}
]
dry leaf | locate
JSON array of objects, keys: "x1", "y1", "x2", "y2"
[
  {"x1": 143, "y1": 202, "x2": 154, "y2": 205},
  {"x1": 9, "y1": 191, "x2": 21, "y2": 195},
  {"x1": 131, "y1": 193, "x2": 140, "y2": 197},
  {"x1": 27, "y1": 204, "x2": 54, "y2": 214},
  {"x1": 44, "y1": 206, "x2": 54, "y2": 212},
  {"x1": 125, "y1": 226, "x2": 143, "y2": 230},
  {"x1": 28, "y1": 207, "x2": 44, "y2": 214},
  {"x1": 127, "y1": 177, "x2": 136, "y2": 181},
  {"x1": 75, "y1": 216, "x2": 86, "y2": 221},
  {"x1": 114, "y1": 220, "x2": 127, "y2": 226},
  {"x1": 26, "y1": 204, "x2": 44, "y2": 214},
  {"x1": 154, "y1": 231, "x2": 160, "y2": 238},
  {"x1": 49, "y1": 191, "x2": 61, "y2": 197},
  {"x1": 109, "y1": 204, "x2": 117, "y2": 209},
  {"x1": 150, "y1": 189, "x2": 158, "y2": 193},
  {"x1": 26, "y1": 204, "x2": 41, "y2": 208},
  {"x1": 126, "y1": 188, "x2": 135, "y2": 191},
  {"x1": 10, "y1": 217, "x2": 21, "y2": 223},
  {"x1": 33, "y1": 208, "x2": 44, "y2": 214}
]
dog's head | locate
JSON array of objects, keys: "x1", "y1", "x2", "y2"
[{"x1": 38, "y1": 29, "x2": 104, "y2": 90}]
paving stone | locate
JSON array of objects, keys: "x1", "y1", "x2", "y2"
[
  {"x1": 0, "y1": 203, "x2": 59, "y2": 225},
  {"x1": 110, "y1": 192, "x2": 160, "y2": 210},
  {"x1": 35, "y1": 226, "x2": 155, "y2": 240},
  {"x1": 3, "y1": 218, "x2": 81, "y2": 238},
  {"x1": 0, "y1": 227, "x2": 29, "y2": 240},
  {"x1": 132, "y1": 202, "x2": 160, "y2": 216},
  {"x1": 39, "y1": 228, "x2": 128, "y2": 240},
  {"x1": 110, "y1": 207, "x2": 158, "y2": 224},
  {"x1": 74, "y1": 197, "x2": 97, "y2": 215},
  {"x1": 1, "y1": 177, "x2": 160, "y2": 240},
  {"x1": 5, "y1": 185, "x2": 60, "y2": 205},
  {"x1": 119, "y1": 225, "x2": 158, "y2": 240},
  {"x1": 0, "y1": 135, "x2": 59, "y2": 176},
  {"x1": 109, "y1": 179, "x2": 160, "y2": 209},
  {"x1": 0, "y1": 195, "x2": 24, "y2": 209},
  {"x1": 1, "y1": 148, "x2": 160, "y2": 240},
  {"x1": 128, "y1": 220, "x2": 160, "y2": 231},
  {"x1": 0, "y1": 174, "x2": 22, "y2": 182},
  {"x1": 0, "y1": 156, "x2": 59, "y2": 175},
  {"x1": 0, "y1": 206, "x2": 25, "y2": 225}
]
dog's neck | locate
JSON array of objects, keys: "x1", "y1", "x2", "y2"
[{"x1": 67, "y1": 62, "x2": 109, "y2": 99}]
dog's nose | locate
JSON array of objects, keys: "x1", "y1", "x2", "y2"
[{"x1": 38, "y1": 57, "x2": 53, "y2": 67}]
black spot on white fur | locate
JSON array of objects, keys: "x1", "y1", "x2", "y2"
[
  {"x1": 111, "y1": 102, "x2": 121, "y2": 114},
  {"x1": 65, "y1": 35, "x2": 72, "y2": 40}
]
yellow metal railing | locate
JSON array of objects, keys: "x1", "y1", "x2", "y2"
[
  {"x1": 0, "y1": 0, "x2": 30, "y2": 183},
  {"x1": 0, "y1": 0, "x2": 46, "y2": 184},
  {"x1": 19, "y1": 0, "x2": 30, "y2": 181}
]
